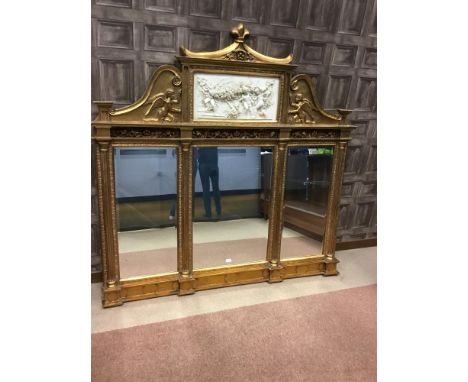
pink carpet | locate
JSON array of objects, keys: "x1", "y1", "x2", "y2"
[{"x1": 92, "y1": 285, "x2": 376, "y2": 381}]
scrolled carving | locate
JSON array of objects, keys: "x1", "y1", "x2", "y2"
[
  {"x1": 288, "y1": 75, "x2": 342, "y2": 124},
  {"x1": 111, "y1": 128, "x2": 180, "y2": 138},
  {"x1": 109, "y1": 65, "x2": 182, "y2": 123},
  {"x1": 179, "y1": 23, "x2": 293, "y2": 64},
  {"x1": 290, "y1": 129, "x2": 339, "y2": 139},
  {"x1": 193, "y1": 129, "x2": 278, "y2": 139}
]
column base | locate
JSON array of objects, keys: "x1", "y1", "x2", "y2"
[
  {"x1": 178, "y1": 274, "x2": 196, "y2": 295},
  {"x1": 268, "y1": 262, "x2": 284, "y2": 283},
  {"x1": 322, "y1": 256, "x2": 340, "y2": 277},
  {"x1": 102, "y1": 285, "x2": 123, "y2": 308}
]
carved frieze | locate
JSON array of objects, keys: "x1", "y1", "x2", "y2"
[
  {"x1": 193, "y1": 129, "x2": 278, "y2": 139},
  {"x1": 111, "y1": 127, "x2": 180, "y2": 138},
  {"x1": 290, "y1": 129, "x2": 339, "y2": 138}
]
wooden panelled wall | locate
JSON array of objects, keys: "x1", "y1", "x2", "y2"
[{"x1": 91, "y1": 0, "x2": 377, "y2": 274}]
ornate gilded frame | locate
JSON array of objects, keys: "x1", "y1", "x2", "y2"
[{"x1": 93, "y1": 24, "x2": 354, "y2": 307}]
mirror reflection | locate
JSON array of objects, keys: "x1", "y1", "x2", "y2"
[
  {"x1": 192, "y1": 146, "x2": 272, "y2": 269},
  {"x1": 279, "y1": 146, "x2": 334, "y2": 259},
  {"x1": 114, "y1": 147, "x2": 178, "y2": 279}
]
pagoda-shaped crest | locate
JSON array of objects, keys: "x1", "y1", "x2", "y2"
[{"x1": 180, "y1": 23, "x2": 293, "y2": 64}]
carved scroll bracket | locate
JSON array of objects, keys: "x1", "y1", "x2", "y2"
[
  {"x1": 288, "y1": 74, "x2": 345, "y2": 125},
  {"x1": 107, "y1": 65, "x2": 182, "y2": 123}
]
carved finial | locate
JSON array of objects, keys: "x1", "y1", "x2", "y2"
[{"x1": 231, "y1": 23, "x2": 250, "y2": 43}]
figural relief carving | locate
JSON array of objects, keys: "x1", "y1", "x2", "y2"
[
  {"x1": 288, "y1": 93, "x2": 318, "y2": 123},
  {"x1": 194, "y1": 73, "x2": 280, "y2": 121},
  {"x1": 143, "y1": 76, "x2": 182, "y2": 122}
]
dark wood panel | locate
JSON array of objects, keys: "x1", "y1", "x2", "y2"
[
  {"x1": 270, "y1": 0, "x2": 300, "y2": 27},
  {"x1": 303, "y1": 0, "x2": 337, "y2": 31},
  {"x1": 145, "y1": 0, "x2": 177, "y2": 13},
  {"x1": 300, "y1": 42, "x2": 326, "y2": 64},
  {"x1": 97, "y1": 20, "x2": 133, "y2": 49},
  {"x1": 232, "y1": 0, "x2": 261, "y2": 23},
  {"x1": 144, "y1": 24, "x2": 177, "y2": 52}
]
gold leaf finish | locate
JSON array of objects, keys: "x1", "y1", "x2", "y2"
[
  {"x1": 180, "y1": 23, "x2": 293, "y2": 64},
  {"x1": 92, "y1": 23, "x2": 354, "y2": 307},
  {"x1": 110, "y1": 65, "x2": 182, "y2": 123},
  {"x1": 288, "y1": 74, "x2": 342, "y2": 124}
]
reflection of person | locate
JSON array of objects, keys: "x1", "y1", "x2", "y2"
[
  {"x1": 198, "y1": 147, "x2": 221, "y2": 218},
  {"x1": 169, "y1": 149, "x2": 198, "y2": 220}
]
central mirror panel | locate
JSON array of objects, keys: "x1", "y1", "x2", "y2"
[
  {"x1": 192, "y1": 146, "x2": 272, "y2": 269},
  {"x1": 114, "y1": 147, "x2": 178, "y2": 279},
  {"x1": 279, "y1": 146, "x2": 334, "y2": 259}
]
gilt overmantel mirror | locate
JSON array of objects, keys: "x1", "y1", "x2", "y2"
[{"x1": 93, "y1": 24, "x2": 354, "y2": 307}]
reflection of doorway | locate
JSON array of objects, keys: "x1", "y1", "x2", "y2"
[{"x1": 261, "y1": 149, "x2": 332, "y2": 241}]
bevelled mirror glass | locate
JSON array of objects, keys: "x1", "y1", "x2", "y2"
[
  {"x1": 114, "y1": 147, "x2": 178, "y2": 279},
  {"x1": 280, "y1": 146, "x2": 334, "y2": 259},
  {"x1": 192, "y1": 146, "x2": 272, "y2": 269}
]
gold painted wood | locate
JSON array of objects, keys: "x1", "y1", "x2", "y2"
[
  {"x1": 92, "y1": 23, "x2": 355, "y2": 307},
  {"x1": 266, "y1": 143, "x2": 288, "y2": 282},
  {"x1": 323, "y1": 142, "x2": 348, "y2": 263},
  {"x1": 109, "y1": 65, "x2": 182, "y2": 123},
  {"x1": 180, "y1": 24, "x2": 293, "y2": 64}
]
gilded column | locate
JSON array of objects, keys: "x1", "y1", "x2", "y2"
[
  {"x1": 266, "y1": 141, "x2": 288, "y2": 282},
  {"x1": 96, "y1": 140, "x2": 122, "y2": 306},
  {"x1": 178, "y1": 141, "x2": 196, "y2": 294},
  {"x1": 322, "y1": 141, "x2": 347, "y2": 275}
]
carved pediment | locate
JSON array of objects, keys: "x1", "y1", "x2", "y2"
[
  {"x1": 180, "y1": 24, "x2": 293, "y2": 65},
  {"x1": 109, "y1": 65, "x2": 182, "y2": 123},
  {"x1": 288, "y1": 74, "x2": 350, "y2": 125},
  {"x1": 93, "y1": 23, "x2": 352, "y2": 126}
]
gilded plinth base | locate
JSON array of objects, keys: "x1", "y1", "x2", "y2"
[
  {"x1": 102, "y1": 285, "x2": 123, "y2": 308},
  {"x1": 268, "y1": 262, "x2": 284, "y2": 283},
  {"x1": 322, "y1": 256, "x2": 340, "y2": 276},
  {"x1": 178, "y1": 274, "x2": 196, "y2": 295}
]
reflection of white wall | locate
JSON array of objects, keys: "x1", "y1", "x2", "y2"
[
  {"x1": 115, "y1": 147, "x2": 262, "y2": 198},
  {"x1": 114, "y1": 148, "x2": 177, "y2": 198}
]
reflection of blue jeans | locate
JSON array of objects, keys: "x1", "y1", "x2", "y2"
[{"x1": 199, "y1": 163, "x2": 221, "y2": 217}]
